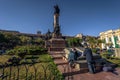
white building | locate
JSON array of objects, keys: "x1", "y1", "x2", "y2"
[
  {"x1": 75, "y1": 33, "x2": 83, "y2": 38},
  {"x1": 99, "y1": 29, "x2": 120, "y2": 49}
]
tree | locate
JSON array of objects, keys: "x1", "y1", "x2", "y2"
[
  {"x1": 0, "y1": 33, "x2": 6, "y2": 43},
  {"x1": 86, "y1": 36, "x2": 96, "y2": 48},
  {"x1": 96, "y1": 39, "x2": 104, "y2": 49},
  {"x1": 106, "y1": 42, "x2": 113, "y2": 48},
  {"x1": 66, "y1": 38, "x2": 82, "y2": 47},
  {"x1": 33, "y1": 38, "x2": 45, "y2": 47},
  {"x1": 3, "y1": 32, "x2": 21, "y2": 48},
  {"x1": 19, "y1": 36, "x2": 32, "y2": 45}
]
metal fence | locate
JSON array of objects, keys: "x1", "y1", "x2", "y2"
[{"x1": 0, "y1": 62, "x2": 74, "y2": 80}]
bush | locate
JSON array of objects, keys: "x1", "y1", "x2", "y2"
[
  {"x1": 6, "y1": 45, "x2": 47, "y2": 58},
  {"x1": 101, "y1": 51, "x2": 109, "y2": 58},
  {"x1": 92, "y1": 48, "x2": 97, "y2": 53},
  {"x1": 8, "y1": 56, "x2": 21, "y2": 65},
  {"x1": 6, "y1": 49, "x2": 16, "y2": 55}
]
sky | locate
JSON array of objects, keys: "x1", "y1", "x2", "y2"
[{"x1": 0, "y1": 0, "x2": 120, "y2": 37}]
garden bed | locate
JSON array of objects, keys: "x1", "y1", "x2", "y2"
[{"x1": 0, "y1": 54, "x2": 63, "y2": 80}]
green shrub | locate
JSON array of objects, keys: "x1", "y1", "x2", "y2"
[
  {"x1": 101, "y1": 51, "x2": 109, "y2": 58},
  {"x1": 38, "y1": 54, "x2": 53, "y2": 62},
  {"x1": 6, "y1": 49, "x2": 16, "y2": 55},
  {"x1": 107, "y1": 58, "x2": 120, "y2": 67},
  {"x1": 92, "y1": 48, "x2": 97, "y2": 53},
  {"x1": 6, "y1": 45, "x2": 47, "y2": 58}
]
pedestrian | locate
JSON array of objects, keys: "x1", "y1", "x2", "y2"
[
  {"x1": 68, "y1": 48, "x2": 75, "y2": 68},
  {"x1": 73, "y1": 48, "x2": 79, "y2": 60},
  {"x1": 83, "y1": 43, "x2": 96, "y2": 74}
]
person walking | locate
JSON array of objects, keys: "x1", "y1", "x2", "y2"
[
  {"x1": 73, "y1": 48, "x2": 79, "y2": 60},
  {"x1": 68, "y1": 48, "x2": 75, "y2": 68},
  {"x1": 83, "y1": 43, "x2": 96, "y2": 74}
]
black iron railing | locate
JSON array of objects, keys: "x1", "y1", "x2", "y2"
[{"x1": 0, "y1": 62, "x2": 66, "y2": 80}]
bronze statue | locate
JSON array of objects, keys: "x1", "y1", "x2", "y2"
[
  {"x1": 53, "y1": 5, "x2": 61, "y2": 38},
  {"x1": 54, "y1": 5, "x2": 60, "y2": 14}
]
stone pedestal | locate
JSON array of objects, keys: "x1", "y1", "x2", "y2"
[
  {"x1": 48, "y1": 38, "x2": 65, "y2": 52},
  {"x1": 52, "y1": 32, "x2": 62, "y2": 39}
]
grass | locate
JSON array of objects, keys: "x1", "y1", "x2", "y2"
[
  {"x1": 0, "y1": 55, "x2": 11, "y2": 64},
  {"x1": 0, "y1": 54, "x2": 63, "y2": 80},
  {"x1": 107, "y1": 58, "x2": 120, "y2": 67},
  {"x1": 100, "y1": 51, "x2": 120, "y2": 67}
]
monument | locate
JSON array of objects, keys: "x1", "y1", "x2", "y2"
[
  {"x1": 47, "y1": 5, "x2": 65, "y2": 52},
  {"x1": 52, "y1": 5, "x2": 62, "y2": 38}
]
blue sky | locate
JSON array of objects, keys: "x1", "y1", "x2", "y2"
[{"x1": 0, "y1": 0, "x2": 120, "y2": 36}]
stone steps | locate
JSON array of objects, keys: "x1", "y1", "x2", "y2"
[
  {"x1": 49, "y1": 51, "x2": 120, "y2": 80},
  {"x1": 49, "y1": 51, "x2": 102, "y2": 79},
  {"x1": 54, "y1": 59, "x2": 68, "y2": 65},
  {"x1": 49, "y1": 51, "x2": 64, "y2": 55},
  {"x1": 49, "y1": 51, "x2": 89, "y2": 78},
  {"x1": 57, "y1": 64, "x2": 88, "y2": 76},
  {"x1": 51, "y1": 54, "x2": 63, "y2": 59}
]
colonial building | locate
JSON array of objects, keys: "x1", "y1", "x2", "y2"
[{"x1": 99, "y1": 29, "x2": 120, "y2": 49}]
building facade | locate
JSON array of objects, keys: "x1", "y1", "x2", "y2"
[
  {"x1": 99, "y1": 29, "x2": 120, "y2": 49},
  {"x1": 75, "y1": 33, "x2": 83, "y2": 39}
]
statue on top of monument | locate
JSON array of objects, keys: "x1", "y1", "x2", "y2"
[
  {"x1": 52, "y1": 5, "x2": 61, "y2": 38},
  {"x1": 54, "y1": 5, "x2": 60, "y2": 14}
]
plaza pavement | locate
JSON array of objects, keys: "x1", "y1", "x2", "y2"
[{"x1": 49, "y1": 51, "x2": 120, "y2": 80}]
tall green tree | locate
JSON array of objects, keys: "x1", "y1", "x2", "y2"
[
  {"x1": 66, "y1": 38, "x2": 82, "y2": 47},
  {"x1": 86, "y1": 36, "x2": 96, "y2": 48}
]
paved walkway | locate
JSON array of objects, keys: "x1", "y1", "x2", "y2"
[
  {"x1": 49, "y1": 51, "x2": 120, "y2": 80},
  {"x1": 66, "y1": 68, "x2": 120, "y2": 80}
]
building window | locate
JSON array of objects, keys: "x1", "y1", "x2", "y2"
[
  {"x1": 114, "y1": 36, "x2": 119, "y2": 48},
  {"x1": 109, "y1": 37, "x2": 111, "y2": 42},
  {"x1": 115, "y1": 36, "x2": 118, "y2": 41}
]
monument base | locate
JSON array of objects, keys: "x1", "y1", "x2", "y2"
[
  {"x1": 52, "y1": 33, "x2": 62, "y2": 39},
  {"x1": 48, "y1": 38, "x2": 65, "y2": 52}
]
